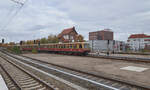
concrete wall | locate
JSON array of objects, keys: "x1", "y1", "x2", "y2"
[{"x1": 89, "y1": 40, "x2": 125, "y2": 52}]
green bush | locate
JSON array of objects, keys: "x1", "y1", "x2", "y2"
[
  {"x1": 11, "y1": 46, "x2": 21, "y2": 54},
  {"x1": 32, "y1": 48, "x2": 37, "y2": 54},
  {"x1": 141, "y1": 49, "x2": 150, "y2": 52}
]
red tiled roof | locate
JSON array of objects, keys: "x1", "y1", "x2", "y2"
[
  {"x1": 128, "y1": 34, "x2": 150, "y2": 39},
  {"x1": 58, "y1": 27, "x2": 77, "y2": 38},
  {"x1": 145, "y1": 39, "x2": 150, "y2": 41}
]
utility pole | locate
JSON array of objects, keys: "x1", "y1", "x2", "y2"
[
  {"x1": 2, "y1": 39, "x2": 4, "y2": 44},
  {"x1": 92, "y1": 40, "x2": 93, "y2": 52},
  {"x1": 139, "y1": 39, "x2": 141, "y2": 52},
  {"x1": 112, "y1": 40, "x2": 115, "y2": 54},
  {"x1": 107, "y1": 40, "x2": 110, "y2": 56}
]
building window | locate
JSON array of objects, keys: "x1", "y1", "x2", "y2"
[
  {"x1": 63, "y1": 35, "x2": 69, "y2": 39},
  {"x1": 70, "y1": 36, "x2": 73, "y2": 39}
]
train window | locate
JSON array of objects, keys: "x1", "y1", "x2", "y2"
[
  {"x1": 67, "y1": 45, "x2": 69, "y2": 48},
  {"x1": 64, "y1": 45, "x2": 66, "y2": 48},
  {"x1": 55, "y1": 45, "x2": 57, "y2": 48},
  {"x1": 34, "y1": 46, "x2": 36, "y2": 48},
  {"x1": 79, "y1": 44, "x2": 82, "y2": 48},
  {"x1": 66, "y1": 45, "x2": 68, "y2": 48},
  {"x1": 84, "y1": 44, "x2": 89, "y2": 48},
  {"x1": 70, "y1": 44, "x2": 72, "y2": 48},
  {"x1": 61, "y1": 45, "x2": 63, "y2": 48},
  {"x1": 46, "y1": 45, "x2": 48, "y2": 48},
  {"x1": 74, "y1": 44, "x2": 77, "y2": 49}
]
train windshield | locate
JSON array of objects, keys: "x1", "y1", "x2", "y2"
[{"x1": 84, "y1": 44, "x2": 89, "y2": 49}]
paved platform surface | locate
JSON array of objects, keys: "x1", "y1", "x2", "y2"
[
  {"x1": 90, "y1": 52, "x2": 150, "y2": 59},
  {"x1": 0, "y1": 75, "x2": 8, "y2": 90},
  {"x1": 23, "y1": 53, "x2": 150, "y2": 87}
]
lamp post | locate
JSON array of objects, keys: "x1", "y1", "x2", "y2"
[
  {"x1": 138, "y1": 39, "x2": 140, "y2": 52},
  {"x1": 107, "y1": 40, "x2": 110, "y2": 56}
]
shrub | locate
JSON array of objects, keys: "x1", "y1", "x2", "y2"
[
  {"x1": 32, "y1": 48, "x2": 37, "y2": 54},
  {"x1": 11, "y1": 46, "x2": 21, "y2": 54}
]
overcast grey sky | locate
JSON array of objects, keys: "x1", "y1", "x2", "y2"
[{"x1": 0, "y1": 0, "x2": 150, "y2": 43}]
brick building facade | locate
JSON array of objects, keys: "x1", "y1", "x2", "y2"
[{"x1": 89, "y1": 29, "x2": 113, "y2": 40}]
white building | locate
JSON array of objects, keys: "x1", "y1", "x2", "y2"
[
  {"x1": 89, "y1": 40, "x2": 125, "y2": 52},
  {"x1": 127, "y1": 34, "x2": 150, "y2": 51}
]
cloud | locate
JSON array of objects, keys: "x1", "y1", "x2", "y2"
[{"x1": 0, "y1": 0, "x2": 150, "y2": 42}]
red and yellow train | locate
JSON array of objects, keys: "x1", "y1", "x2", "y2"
[{"x1": 8, "y1": 42, "x2": 90, "y2": 55}]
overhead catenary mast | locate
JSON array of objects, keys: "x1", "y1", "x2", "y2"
[
  {"x1": 0, "y1": 0, "x2": 28, "y2": 32},
  {"x1": 10, "y1": 0, "x2": 24, "y2": 6},
  {"x1": 0, "y1": 0, "x2": 28, "y2": 43}
]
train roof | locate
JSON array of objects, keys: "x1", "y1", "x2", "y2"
[{"x1": 12, "y1": 42, "x2": 89, "y2": 46}]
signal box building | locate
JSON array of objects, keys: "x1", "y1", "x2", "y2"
[{"x1": 58, "y1": 27, "x2": 78, "y2": 43}]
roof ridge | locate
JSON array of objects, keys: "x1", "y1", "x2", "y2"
[{"x1": 129, "y1": 34, "x2": 150, "y2": 39}]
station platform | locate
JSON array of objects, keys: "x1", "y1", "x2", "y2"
[
  {"x1": 23, "y1": 53, "x2": 150, "y2": 87},
  {"x1": 0, "y1": 75, "x2": 8, "y2": 90}
]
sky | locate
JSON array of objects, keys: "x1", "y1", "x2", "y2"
[{"x1": 0, "y1": 0, "x2": 150, "y2": 43}]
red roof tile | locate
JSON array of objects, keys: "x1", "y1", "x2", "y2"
[
  {"x1": 144, "y1": 39, "x2": 150, "y2": 41},
  {"x1": 129, "y1": 34, "x2": 150, "y2": 39},
  {"x1": 58, "y1": 27, "x2": 77, "y2": 38}
]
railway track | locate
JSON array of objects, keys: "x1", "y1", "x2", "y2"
[
  {"x1": 0, "y1": 54, "x2": 55, "y2": 90},
  {"x1": 1, "y1": 50, "x2": 149, "y2": 90},
  {"x1": 0, "y1": 65, "x2": 20, "y2": 90}
]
